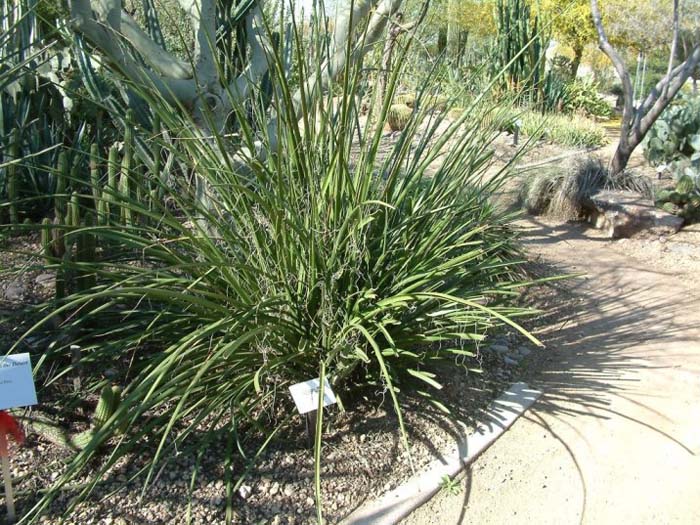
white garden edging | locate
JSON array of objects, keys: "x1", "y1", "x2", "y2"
[{"x1": 341, "y1": 382, "x2": 542, "y2": 525}]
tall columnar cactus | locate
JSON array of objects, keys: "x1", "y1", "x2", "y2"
[
  {"x1": 69, "y1": 191, "x2": 80, "y2": 229},
  {"x1": 7, "y1": 128, "x2": 19, "y2": 225},
  {"x1": 41, "y1": 217, "x2": 52, "y2": 262},
  {"x1": 76, "y1": 213, "x2": 97, "y2": 291},
  {"x1": 89, "y1": 143, "x2": 101, "y2": 203},
  {"x1": 105, "y1": 143, "x2": 119, "y2": 222},
  {"x1": 120, "y1": 110, "x2": 136, "y2": 226},
  {"x1": 55, "y1": 151, "x2": 68, "y2": 223},
  {"x1": 494, "y1": 0, "x2": 549, "y2": 106}
]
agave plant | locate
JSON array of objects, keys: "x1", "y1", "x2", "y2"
[{"x1": 9, "y1": 3, "x2": 538, "y2": 523}]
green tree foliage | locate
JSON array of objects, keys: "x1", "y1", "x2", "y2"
[{"x1": 539, "y1": 0, "x2": 597, "y2": 76}]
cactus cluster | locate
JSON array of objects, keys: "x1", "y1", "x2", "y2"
[
  {"x1": 493, "y1": 0, "x2": 549, "y2": 107},
  {"x1": 38, "y1": 110, "x2": 159, "y2": 299},
  {"x1": 645, "y1": 93, "x2": 700, "y2": 167},
  {"x1": 387, "y1": 104, "x2": 413, "y2": 132},
  {"x1": 646, "y1": 93, "x2": 700, "y2": 223},
  {"x1": 655, "y1": 173, "x2": 700, "y2": 223}
]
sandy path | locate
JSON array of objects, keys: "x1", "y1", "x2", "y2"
[{"x1": 402, "y1": 218, "x2": 700, "y2": 525}]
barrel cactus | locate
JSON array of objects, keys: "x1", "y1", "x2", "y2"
[{"x1": 387, "y1": 104, "x2": 413, "y2": 132}]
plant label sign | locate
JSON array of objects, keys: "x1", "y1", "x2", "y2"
[
  {"x1": 289, "y1": 378, "x2": 336, "y2": 414},
  {"x1": 0, "y1": 353, "x2": 38, "y2": 411}
]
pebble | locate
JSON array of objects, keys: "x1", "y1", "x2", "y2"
[
  {"x1": 489, "y1": 344, "x2": 510, "y2": 354},
  {"x1": 503, "y1": 356, "x2": 518, "y2": 367},
  {"x1": 269, "y1": 482, "x2": 280, "y2": 496},
  {"x1": 239, "y1": 485, "x2": 252, "y2": 500}
]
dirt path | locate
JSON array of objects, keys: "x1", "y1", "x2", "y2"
[{"x1": 402, "y1": 218, "x2": 700, "y2": 524}]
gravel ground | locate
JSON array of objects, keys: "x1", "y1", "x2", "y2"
[{"x1": 0, "y1": 233, "x2": 542, "y2": 525}]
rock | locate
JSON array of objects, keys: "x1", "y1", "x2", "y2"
[
  {"x1": 35, "y1": 272, "x2": 54, "y2": 288},
  {"x1": 238, "y1": 485, "x2": 252, "y2": 500},
  {"x1": 3, "y1": 280, "x2": 25, "y2": 301},
  {"x1": 585, "y1": 190, "x2": 684, "y2": 239},
  {"x1": 518, "y1": 346, "x2": 531, "y2": 357},
  {"x1": 270, "y1": 482, "x2": 280, "y2": 496},
  {"x1": 283, "y1": 484, "x2": 294, "y2": 497}
]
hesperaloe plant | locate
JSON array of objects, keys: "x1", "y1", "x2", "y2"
[{"x1": 10, "y1": 2, "x2": 540, "y2": 523}]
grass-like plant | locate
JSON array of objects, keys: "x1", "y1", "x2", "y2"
[
  {"x1": 518, "y1": 156, "x2": 653, "y2": 219},
  {"x1": 9, "y1": 7, "x2": 539, "y2": 524},
  {"x1": 519, "y1": 110, "x2": 608, "y2": 148}
]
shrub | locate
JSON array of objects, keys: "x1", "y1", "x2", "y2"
[
  {"x1": 564, "y1": 77, "x2": 613, "y2": 118},
  {"x1": 519, "y1": 156, "x2": 652, "y2": 219},
  {"x1": 519, "y1": 111, "x2": 608, "y2": 148},
  {"x1": 9, "y1": 11, "x2": 537, "y2": 524}
]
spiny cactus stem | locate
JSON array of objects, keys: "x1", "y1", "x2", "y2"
[{"x1": 7, "y1": 128, "x2": 19, "y2": 226}]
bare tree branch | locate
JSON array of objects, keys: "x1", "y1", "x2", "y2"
[
  {"x1": 590, "y1": 0, "x2": 633, "y2": 149},
  {"x1": 70, "y1": 0, "x2": 198, "y2": 104},
  {"x1": 120, "y1": 11, "x2": 193, "y2": 79},
  {"x1": 194, "y1": 0, "x2": 217, "y2": 85}
]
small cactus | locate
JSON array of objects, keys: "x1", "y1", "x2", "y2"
[
  {"x1": 661, "y1": 201, "x2": 680, "y2": 215},
  {"x1": 394, "y1": 93, "x2": 415, "y2": 108},
  {"x1": 69, "y1": 191, "x2": 80, "y2": 228},
  {"x1": 430, "y1": 95, "x2": 449, "y2": 112},
  {"x1": 93, "y1": 385, "x2": 121, "y2": 428},
  {"x1": 41, "y1": 218, "x2": 52, "y2": 261},
  {"x1": 55, "y1": 152, "x2": 68, "y2": 222},
  {"x1": 27, "y1": 384, "x2": 123, "y2": 451},
  {"x1": 448, "y1": 107, "x2": 465, "y2": 121},
  {"x1": 89, "y1": 143, "x2": 101, "y2": 204},
  {"x1": 51, "y1": 216, "x2": 65, "y2": 259},
  {"x1": 387, "y1": 104, "x2": 413, "y2": 132},
  {"x1": 677, "y1": 175, "x2": 695, "y2": 194}
]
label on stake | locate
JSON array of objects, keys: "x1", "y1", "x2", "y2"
[
  {"x1": 289, "y1": 378, "x2": 336, "y2": 414},
  {"x1": 0, "y1": 353, "x2": 38, "y2": 411}
]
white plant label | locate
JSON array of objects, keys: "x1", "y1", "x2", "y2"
[
  {"x1": 289, "y1": 377, "x2": 336, "y2": 415},
  {"x1": 0, "y1": 353, "x2": 38, "y2": 411}
]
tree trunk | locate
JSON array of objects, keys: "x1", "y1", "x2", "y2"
[
  {"x1": 610, "y1": 145, "x2": 632, "y2": 176},
  {"x1": 570, "y1": 45, "x2": 583, "y2": 78},
  {"x1": 590, "y1": 0, "x2": 700, "y2": 175}
]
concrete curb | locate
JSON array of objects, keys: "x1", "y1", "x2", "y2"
[{"x1": 341, "y1": 382, "x2": 542, "y2": 525}]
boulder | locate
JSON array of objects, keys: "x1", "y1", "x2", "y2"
[{"x1": 584, "y1": 190, "x2": 684, "y2": 239}]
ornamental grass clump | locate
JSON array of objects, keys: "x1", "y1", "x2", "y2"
[{"x1": 10, "y1": 7, "x2": 538, "y2": 523}]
